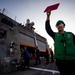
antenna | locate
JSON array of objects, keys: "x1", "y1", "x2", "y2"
[
  {"x1": 15, "y1": 16, "x2": 17, "y2": 21},
  {"x1": 0, "y1": 9, "x2": 1, "y2": 13},
  {"x1": 2, "y1": 8, "x2": 5, "y2": 14}
]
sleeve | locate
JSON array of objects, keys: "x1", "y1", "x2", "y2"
[{"x1": 45, "y1": 20, "x2": 55, "y2": 40}]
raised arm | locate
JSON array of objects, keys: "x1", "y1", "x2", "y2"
[{"x1": 45, "y1": 11, "x2": 55, "y2": 40}]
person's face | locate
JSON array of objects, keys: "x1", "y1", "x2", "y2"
[{"x1": 56, "y1": 23, "x2": 65, "y2": 32}]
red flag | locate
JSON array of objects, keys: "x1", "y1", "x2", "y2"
[{"x1": 44, "y1": 3, "x2": 60, "y2": 12}]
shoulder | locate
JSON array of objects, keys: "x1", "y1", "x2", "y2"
[
  {"x1": 55, "y1": 32, "x2": 59, "y2": 36},
  {"x1": 65, "y1": 32, "x2": 75, "y2": 38},
  {"x1": 66, "y1": 32, "x2": 74, "y2": 35}
]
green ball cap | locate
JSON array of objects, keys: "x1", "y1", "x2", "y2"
[{"x1": 56, "y1": 20, "x2": 65, "y2": 26}]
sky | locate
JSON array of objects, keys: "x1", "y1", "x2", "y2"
[{"x1": 0, "y1": 0, "x2": 75, "y2": 50}]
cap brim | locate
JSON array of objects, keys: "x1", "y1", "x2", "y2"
[{"x1": 44, "y1": 3, "x2": 60, "y2": 12}]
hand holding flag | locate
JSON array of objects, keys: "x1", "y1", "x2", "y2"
[{"x1": 44, "y1": 3, "x2": 60, "y2": 12}]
